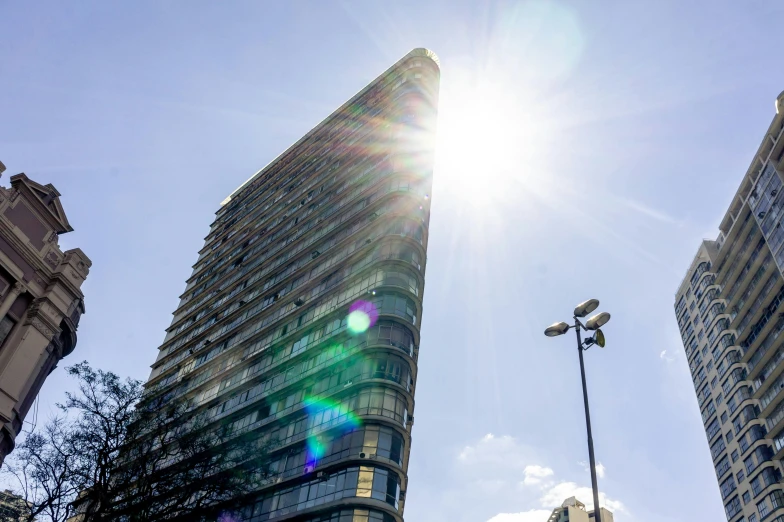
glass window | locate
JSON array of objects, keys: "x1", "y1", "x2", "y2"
[
  {"x1": 770, "y1": 489, "x2": 784, "y2": 510},
  {"x1": 721, "y1": 475, "x2": 737, "y2": 499},
  {"x1": 244, "y1": 465, "x2": 400, "y2": 517},
  {"x1": 716, "y1": 455, "x2": 731, "y2": 479},
  {"x1": 751, "y1": 476, "x2": 762, "y2": 496},
  {"x1": 725, "y1": 495, "x2": 742, "y2": 519},
  {"x1": 758, "y1": 498, "x2": 770, "y2": 518}
]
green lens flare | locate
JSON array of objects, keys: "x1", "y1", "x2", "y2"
[
  {"x1": 347, "y1": 300, "x2": 378, "y2": 334},
  {"x1": 304, "y1": 396, "x2": 362, "y2": 468},
  {"x1": 347, "y1": 310, "x2": 371, "y2": 333}
]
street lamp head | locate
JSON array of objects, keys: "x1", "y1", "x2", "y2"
[
  {"x1": 574, "y1": 299, "x2": 600, "y2": 318},
  {"x1": 586, "y1": 312, "x2": 611, "y2": 330},
  {"x1": 544, "y1": 321, "x2": 570, "y2": 337},
  {"x1": 595, "y1": 328, "x2": 606, "y2": 348}
]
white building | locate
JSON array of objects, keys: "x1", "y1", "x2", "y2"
[{"x1": 547, "y1": 497, "x2": 614, "y2": 522}]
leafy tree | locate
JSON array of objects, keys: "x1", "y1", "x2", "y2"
[{"x1": 3, "y1": 362, "x2": 271, "y2": 521}]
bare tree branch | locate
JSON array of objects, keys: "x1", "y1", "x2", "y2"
[{"x1": 2, "y1": 362, "x2": 272, "y2": 522}]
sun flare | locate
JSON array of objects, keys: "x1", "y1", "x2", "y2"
[{"x1": 435, "y1": 78, "x2": 533, "y2": 206}]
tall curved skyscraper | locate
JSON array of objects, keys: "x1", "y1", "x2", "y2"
[{"x1": 145, "y1": 48, "x2": 440, "y2": 522}]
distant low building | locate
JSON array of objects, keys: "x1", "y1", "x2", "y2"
[
  {"x1": 0, "y1": 489, "x2": 33, "y2": 521},
  {"x1": 0, "y1": 162, "x2": 91, "y2": 467},
  {"x1": 547, "y1": 496, "x2": 614, "y2": 522}
]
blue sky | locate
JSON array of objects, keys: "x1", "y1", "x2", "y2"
[{"x1": 2, "y1": 1, "x2": 784, "y2": 520}]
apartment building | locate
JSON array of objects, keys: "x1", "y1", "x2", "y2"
[
  {"x1": 675, "y1": 91, "x2": 784, "y2": 521},
  {"x1": 144, "y1": 48, "x2": 440, "y2": 522}
]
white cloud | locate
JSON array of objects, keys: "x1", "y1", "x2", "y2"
[
  {"x1": 660, "y1": 349, "x2": 675, "y2": 362},
  {"x1": 523, "y1": 465, "x2": 555, "y2": 485},
  {"x1": 459, "y1": 433, "x2": 530, "y2": 470},
  {"x1": 458, "y1": 433, "x2": 535, "y2": 485},
  {"x1": 578, "y1": 461, "x2": 606, "y2": 479},
  {"x1": 457, "y1": 433, "x2": 538, "y2": 496},
  {"x1": 457, "y1": 434, "x2": 627, "y2": 522},
  {"x1": 617, "y1": 196, "x2": 682, "y2": 225},
  {"x1": 487, "y1": 510, "x2": 552, "y2": 522},
  {"x1": 540, "y1": 481, "x2": 625, "y2": 513}
]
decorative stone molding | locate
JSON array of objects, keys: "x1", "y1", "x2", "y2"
[
  {"x1": 44, "y1": 251, "x2": 59, "y2": 269},
  {"x1": 76, "y1": 259, "x2": 89, "y2": 277},
  {"x1": 25, "y1": 299, "x2": 60, "y2": 340},
  {"x1": 62, "y1": 249, "x2": 91, "y2": 278},
  {"x1": 43, "y1": 336, "x2": 63, "y2": 359},
  {"x1": 29, "y1": 316, "x2": 58, "y2": 339}
]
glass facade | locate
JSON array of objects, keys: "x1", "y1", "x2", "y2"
[
  {"x1": 675, "y1": 104, "x2": 784, "y2": 521},
  {"x1": 144, "y1": 48, "x2": 440, "y2": 521}
]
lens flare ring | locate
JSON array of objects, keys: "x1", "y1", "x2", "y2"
[{"x1": 347, "y1": 299, "x2": 378, "y2": 334}]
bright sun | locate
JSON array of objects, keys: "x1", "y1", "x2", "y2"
[{"x1": 435, "y1": 78, "x2": 531, "y2": 206}]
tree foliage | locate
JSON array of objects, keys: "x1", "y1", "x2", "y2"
[{"x1": 3, "y1": 362, "x2": 270, "y2": 522}]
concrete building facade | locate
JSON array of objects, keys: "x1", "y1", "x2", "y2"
[
  {"x1": 0, "y1": 162, "x2": 90, "y2": 466},
  {"x1": 0, "y1": 489, "x2": 32, "y2": 521},
  {"x1": 675, "y1": 91, "x2": 784, "y2": 522},
  {"x1": 143, "y1": 48, "x2": 439, "y2": 521},
  {"x1": 546, "y1": 497, "x2": 614, "y2": 522}
]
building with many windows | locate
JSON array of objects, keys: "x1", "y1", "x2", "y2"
[
  {"x1": 0, "y1": 489, "x2": 32, "y2": 521},
  {"x1": 674, "y1": 91, "x2": 784, "y2": 522},
  {"x1": 143, "y1": 48, "x2": 440, "y2": 521},
  {"x1": 0, "y1": 161, "x2": 90, "y2": 468}
]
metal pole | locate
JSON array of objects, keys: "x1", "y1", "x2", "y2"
[{"x1": 575, "y1": 319, "x2": 602, "y2": 522}]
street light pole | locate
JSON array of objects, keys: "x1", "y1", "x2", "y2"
[
  {"x1": 544, "y1": 300, "x2": 610, "y2": 522},
  {"x1": 574, "y1": 319, "x2": 602, "y2": 522}
]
